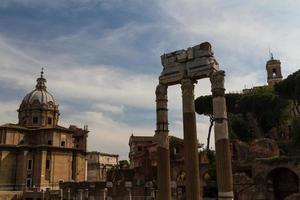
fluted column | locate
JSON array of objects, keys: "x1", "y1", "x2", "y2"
[
  {"x1": 181, "y1": 78, "x2": 201, "y2": 200},
  {"x1": 210, "y1": 71, "x2": 234, "y2": 200},
  {"x1": 154, "y1": 84, "x2": 171, "y2": 200}
]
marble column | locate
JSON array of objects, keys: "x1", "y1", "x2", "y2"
[
  {"x1": 210, "y1": 71, "x2": 234, "y2": 200},
  {"x1": 181, "y1": 78, "x2": 201, "y2": 200},
  {"x1": 155, "y1": 84, "x2": 171, "y2": 200}
]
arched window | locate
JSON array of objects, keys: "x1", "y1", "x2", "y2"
[{"x1": 272, "y1": 68, "x2": 277, "y2": 77}]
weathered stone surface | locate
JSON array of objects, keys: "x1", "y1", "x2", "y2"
[
  {"x1": 155, "y1": 83, "x2": 171, "y2": 200},
  {"x1": 160, "y1": 42, "x2": 219, "y2": 85},
  {"x1": 233, "y1": 173, "x2": 254, "y2": 200},
  {"x1": 231, "y1": 140, "x2": 249, "y2": 162},
  {"x1": 249, "y1": 138, "x2": 280, "y2": 159},
  {"x1": 285, "y1": 193, "x2": 300, "y2": 200}
]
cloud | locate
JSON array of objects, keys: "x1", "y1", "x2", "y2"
[
  {"x1": 0, "y1": 101, "x2": 19, "y2": 124},
  {"x1": 1, "y1": 0, "x2": 300, "y2": 160}
]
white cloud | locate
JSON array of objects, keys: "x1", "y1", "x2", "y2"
[
  {"x1": 0, "y1": 101, "x2": 19, "y2": 125},
  {"x1": 2, "y1": 0, "x2": 300, "y2": 160}
]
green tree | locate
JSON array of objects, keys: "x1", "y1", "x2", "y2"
[
  {"x1": 195, "y1": 93, "x2": 241, "y2": 149},
  {"x1": 291, "y1": 117, "x2": 300, "y2": 146},
  {"x1": 195, "y1": 86, "x2": 289, "y2": 142},
  {"x1": 239, "y1": 86, "x2": 289, "y2": 133},
  {"x1": 119, "y1": 160, "x2": 129, "y2": 168},
  {"x1": 275, "y1": 70, "x2": 300, "y2": 115}
]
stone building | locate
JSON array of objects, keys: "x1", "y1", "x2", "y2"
[
  {"x1": 87, "y1": 151, "x2": 119, "y2": 181},
  {"x1": 0, "y1": 72, "x2": 88, "y2": 192},
  {"x1": 128, "y1": 134, "x2": 209, "y2": 199}
]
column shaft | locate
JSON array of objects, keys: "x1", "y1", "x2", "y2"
[
  {"x1": 181, "y1": 78, "x2": 201, "y2": 200},
  {"x1": 210, "y1": 71, "x2": 234, "y2": 200},
  {"x1": 155, "y1": 84, "x2": 171, "y2": 200}
]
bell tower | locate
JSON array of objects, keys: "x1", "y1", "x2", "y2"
[{"x1": 266, "y1": 53, "x2": 283, "y2": 86}]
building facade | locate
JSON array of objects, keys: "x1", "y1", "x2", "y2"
[
  {"x1": 87, "y1": 151, "x2": 119, "y2": 181},
  {"x1": 0, "y1": 72, "x2": 88, "y2": 191}
]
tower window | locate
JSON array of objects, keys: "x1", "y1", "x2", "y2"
[
  {"x1": 32, "y1": 117, "x2": 38, "y2": 124},
  {"x1": 27, "y1": 159, "x2": 32, "y2": 170},
  {"x1": 46, "y1": 160, "x2": 50, "y2": 170},
  {"x1": 272, "y1": 68, "x2": 277, "y2": 77},
  {"x1": 47, "y1": 117, "x2": 52, "y2": 125},
  {"x1": 61, "y1": 141, "x2": 65, "y2": 147}
]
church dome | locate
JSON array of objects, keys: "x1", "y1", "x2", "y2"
[
  {"x1": 23, "y1": 88, "x2": 55, "y2": 105},
  {"x1": 21, "y1": 71, "x2": 55, "y2": 105},
  {"x1": 18, "y1": 70, "x2": 60, "y2": 128}
]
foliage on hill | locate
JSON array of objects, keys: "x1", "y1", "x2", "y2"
[
  {"x1": 274, "y1": 69, "x2": 300, "y2": 116},
  {"x1": 195, "y1": 86, "x2": 290, "y2": 143},
  {"x1": 239, "y1": 86, "x2": 290, "y2": 133},
  {"x1": 291, "y1": 117, "x2": 300, "y2": 146}
]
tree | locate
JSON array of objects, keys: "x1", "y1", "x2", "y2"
[
  {"x1": 195, "y1": 86, "x2": 289, "y2": 143},
  {"x1": 195, "y1": 95, "x2": 214, "y2": 150},
  {"x1": 119, "y1": 160, "x2": 130, "y2": 168},
  {"x1": 195, "y1": 93, "x2": 241, "y2": 150},
  {"x1": 239, "y1": 86, "x2": 290, "y2": 133},
  {"x1": 291, "y1": 117, "x2": 300, "y2": 146},
  {"x1": 275, "y1": 70, "x2": 300, "y2": 115}
]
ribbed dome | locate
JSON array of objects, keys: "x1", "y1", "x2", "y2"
[
  {"x1": 23, "y1": 89, "x2": 55, "y2": 104},
  {"x1": 18, "y1": 70, "x2": 59, "y2": 128},
  {"x1": 22, "y1": 71, "x2": 55, "y2": 105}
]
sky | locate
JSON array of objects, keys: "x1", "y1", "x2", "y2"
[{"x1": 0, "y1": 0, "x2": 300, "y2": 160}]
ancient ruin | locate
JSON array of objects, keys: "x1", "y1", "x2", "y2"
[{"x1": 155, "y1": 42, "x2": 234, "y2": 200}]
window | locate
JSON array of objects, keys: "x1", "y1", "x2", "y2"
[
  {"x1": 46, "y1": 160, "x2": 50, "y2": 170},
  {"x1": 47, "y1": 140, "x2": 52, "y2": 145},
  {"x1": 61, "y1": 141, "x2": 65, "y2": 147},
  {"x1": 27, "y1": 159, "x2": 32, "y2": 170},
  {"x1": 137, "y1": 146, "x2": 142, "y2": 151},
  {"x1": 47, "y1": 117, "x2": 52, "y2": 125},
  {"x1": 32, "y1": 117, "x2": 38, "y2": 124},
  {"x1": 174, "y1": 147, "x2": 179, "y2": 155},
  {"x1": 26, "y1": 178, "x2": 32, "y2": 188},
  {"x1": 272, "y1": 68, "x2": 277, "y2": 77}
]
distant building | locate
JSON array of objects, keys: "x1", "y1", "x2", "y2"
[
  {"x1": 128, "y1": 134, "x2": 209, "y2": 199},
  {"x1": 87, "y1": 151, "x2": 119, "y2": 181},
  {"x1": 0, "y1": 72, "x2": 88, "y2": 192}
]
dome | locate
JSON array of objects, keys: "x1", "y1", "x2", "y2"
[
  {"x1": 23, "y1": 89, "x2": 55, "y2": 105},
  {"x1": 18, "y1": 70, "x2": 60, "y2": 128},
  {"x1": 21, "y1": 70, "x2": 56, "y2": 105}
]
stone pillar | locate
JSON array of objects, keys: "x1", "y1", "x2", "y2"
[
  {"x1": 154, "y1": 84, "x2": 171, "y2": 200},
  {"x1": 210, "y1": 71, "x2": 234, "y2": 200},
  {"x1": 181, "y1": 78, "x2": 201, "y2": 200}
]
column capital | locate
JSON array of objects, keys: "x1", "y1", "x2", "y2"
[
  {"x1": 181, "y1": 78, "x2": 195, "y2": 96},
  {"x1": 156, "y1": 84, "x2": 168, "y2": 100},
  {"x1": 210, "y1": 70, "x2": 225, "y2": 97}
]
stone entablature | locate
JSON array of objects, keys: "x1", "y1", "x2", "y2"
[{"x1": 160, "y1": 42, "x2": 219, "y2": 85}]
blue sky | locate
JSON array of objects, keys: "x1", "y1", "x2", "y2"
[{"x1": 1, "y1": 0, "x2": 300, "y2": 159}]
